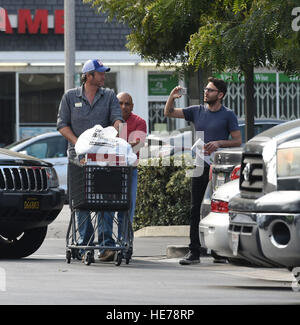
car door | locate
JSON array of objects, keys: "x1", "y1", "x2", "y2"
[{"x1": 21, "y1": 135, "x2": 68, "y2": 193}]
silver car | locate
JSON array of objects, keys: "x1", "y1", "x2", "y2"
[
  {"x1": 6, "y1": 132, "x2": 68, "y2": 195},
  {"x1": 200, "y1": 179, "x2": 240, "y2": 261}
]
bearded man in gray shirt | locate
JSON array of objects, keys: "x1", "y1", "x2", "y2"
[
  {"x1": 57, "y1": 59, "x2": 123, "y2": 154},
  {"x1": 57, "y1": 59, "x2": 123, "y2": 262}
]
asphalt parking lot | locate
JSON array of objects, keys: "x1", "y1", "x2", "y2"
[{"x1": 0, "y1": 205, "x2": 299, "y2": 305}]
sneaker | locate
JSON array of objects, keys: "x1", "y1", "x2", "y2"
[
  {"x1": 179, "y1": 251, "x2": 200, "y2": 265},
  {"x1": 81, "y1": 252, "x2": 95, "y2": 264},
  {"x1": 98, "y1": 250, "x2": 116, "y2": 262}
]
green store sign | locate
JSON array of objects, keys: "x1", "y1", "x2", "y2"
[
  {"x1": 148, "y1": 74, "x2": 178, "y2": 96},
  {"x1": 215, "y1": 72, "x2": 300, "y2": 83}
]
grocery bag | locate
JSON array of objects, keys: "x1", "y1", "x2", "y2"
[{"x1": 75, "y1": 124, "x2": 137, "y2": 166}]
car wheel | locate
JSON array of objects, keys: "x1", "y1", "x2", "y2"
[
  {"x1": 210, "y1": 250, "x2": 226, "y2": 260},
  {"x1": 227, "y1": 257, "x2": 254, "y2": 267},
  {"x1": 0, "y1": 226, "x2": 48, "y2": 258}
]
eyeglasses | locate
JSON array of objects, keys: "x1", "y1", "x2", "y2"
[{"x1": 203, "y1": 87, "x2": 219, "y2": 93}]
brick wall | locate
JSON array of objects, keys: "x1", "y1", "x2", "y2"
[{"x1": 0, "y1": 0, "x2": 130, "y2": 51}]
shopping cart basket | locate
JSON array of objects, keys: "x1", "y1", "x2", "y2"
[{"x1": 66, "y1": 158, "x2": 133, "y2": 266}]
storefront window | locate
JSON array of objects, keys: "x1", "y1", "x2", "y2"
[
  {"x1": 103, "y1": 72, "x2": 117, "y2": 93},
  {"x1": 148, "y1": 102, "x2": 176, "y2": 132},
  {"x1": 148, "y1": 73, "x2": 178, "y2": 133},
  {"x1": 19, "y1": 73, "x2": 64, "y2": 125}
]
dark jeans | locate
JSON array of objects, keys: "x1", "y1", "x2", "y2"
[{"x1": 189, "y1": 166, "x2": 210, "y2": 256}]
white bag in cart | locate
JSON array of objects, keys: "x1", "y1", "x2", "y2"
[{"x1": 75, "y1": 124, "x2": 137, "y2": 166}]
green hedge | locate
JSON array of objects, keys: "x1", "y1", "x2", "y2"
[{"x1": 134, "y1": 156, "x2": 192, "y2": 231}]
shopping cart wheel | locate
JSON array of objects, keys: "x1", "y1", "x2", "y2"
[
  {"x1": 84, "y1": 251, "x2": 93, "y2": 266},
  {"x1": 125, "y1": 247, "x2": 132, "y2": 265},
  {"x1": 76, "y1": 250, "x2": 83, "y2": 261},
  {"x1": 66, "y1": 249, "x2": 71, "y2": 264},
  {"x1": 115, "y1": 251, "x2": 122, "y2": 266}
]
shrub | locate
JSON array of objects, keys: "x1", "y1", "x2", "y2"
[{"x1": 134, "y1": 155, "x2": 192, "y2": 230}]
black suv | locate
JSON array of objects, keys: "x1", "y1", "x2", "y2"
[{"x1": 0, "y1": 148, "x2": 64, "y2": 258}]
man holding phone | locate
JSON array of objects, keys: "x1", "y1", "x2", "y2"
[{"x1": 164, "y1": 77, "x2": 241, "y2": 265}]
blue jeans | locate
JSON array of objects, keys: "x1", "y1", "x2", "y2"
[
  {"x1": 76, "y1": 168, "x2": 138, "y2": 249},
  {"x1": 117, "y1": 167, "x2": 138, "y2": 240},
  {"x1": 101, "y1": 167, "x2": 138, "y2": 245},
  {"x1": 76, "y1": 210, "x2": 115, "y2": 248}
]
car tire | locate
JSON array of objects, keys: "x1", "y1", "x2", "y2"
[
  {"x1": 227, "y1": 257, "x2": 254, "y2": 266},
  {"x1": 210, "y1": 250, "x2": 226, "y2": 260},
  {"x1": 0, "y1": 226, "x2": 48, "y2": 259}
]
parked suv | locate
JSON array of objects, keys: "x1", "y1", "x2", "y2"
[
  {"x1": 6, "y1": 132, "x2": 68, "y2": 195},
  {"x1": 228, "y1": 119, "x2": 300, "y2": 268},
  {"x1": 0, "y1": 148, "x2": 64, "y2": 258}
]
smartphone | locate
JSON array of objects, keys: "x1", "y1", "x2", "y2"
[{"x1": 178, "y1": 88, "x2": 187, "y2": 96}]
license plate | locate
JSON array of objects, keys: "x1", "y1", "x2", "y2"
[
  {"x1": 215, "y1": 172, "x2": 225, "y2": 190},
  {"x1": 231, "y1": 233, "x2": 239, "y2": 256},
  {"x1": 23, "y1": 197, "x2": 40, "y2": 210},
  {"x1": 217, "y1": 172, "x2": 225, "y2": 180}
]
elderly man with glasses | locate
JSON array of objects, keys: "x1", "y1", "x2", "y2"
[{"x1": 164, "y1": 77, "x2": 242, "y2": 265}]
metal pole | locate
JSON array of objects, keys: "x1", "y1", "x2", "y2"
[
  {"x1": 64, "y1": 0, "x2": 76, "y2": 91},
  {"x1": 276, "y1": 71, "x2": 280, "y2": 119},
  {"x1": 15, "y1": 72, "x2": 20, "y2": 141}
]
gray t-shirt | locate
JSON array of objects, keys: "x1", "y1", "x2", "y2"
[
  {"x1": 57, "y1": 85, "x2": 123, "y2": 154},
  {"x1": 183, "y1": 105, "x2": 239, "y2": 143},
  {"x1": 183, "y1": 104, "x2": 239, "y2": 167}
]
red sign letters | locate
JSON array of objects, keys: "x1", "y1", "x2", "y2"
[{"x1": 0, "y1": 8, "x2": 64, "y2": 34}]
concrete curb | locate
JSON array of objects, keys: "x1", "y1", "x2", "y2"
[
  {"x1": 134, "y1": 226, "x2": 190, "y2": 258},
  {"x1": 166, "y1": 245, "x2": 189, "y2": 258},
  {"x1": 134, "y1": 225, "x2": 189, "y2": 238}
]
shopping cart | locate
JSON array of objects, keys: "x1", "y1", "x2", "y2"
[{"x1": 65, "y1": 157, "x2": 133, "y2": 266}]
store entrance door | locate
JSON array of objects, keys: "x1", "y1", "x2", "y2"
[{"x1": 19, "y1": 73, "x2": 64, "y2": 139}]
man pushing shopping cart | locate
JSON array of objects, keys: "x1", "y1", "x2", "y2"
[{"x1": 57, "y1": 59, "x2": 146, "y2": 265}]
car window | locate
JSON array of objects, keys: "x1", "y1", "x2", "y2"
[
  {"x1": 239, "y1": 123, "x2": 280, "y2": 143},
  {"x1": 261, "y1": 123, "x2": 279, "y2": 132},
  {"x1": 22, "y1": 136, "x2": 67, "y2": 159},
  {"x1": 46, "y1": 136, "x2": 68, "y2": 158},
  {"x1": 25, "y1": 142, "x2": 47, "y2": 159}
]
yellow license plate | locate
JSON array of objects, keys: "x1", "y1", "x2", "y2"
[{"x1": 23, "y1": 197, "x2": 40, "y2": 210}]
